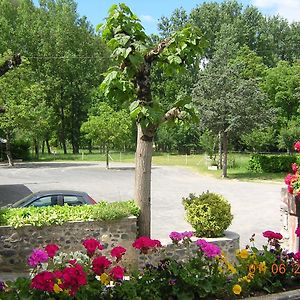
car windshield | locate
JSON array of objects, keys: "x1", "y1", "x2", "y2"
[{"x1": 11, "y1": 193, "x2": 35, "y2": 208}]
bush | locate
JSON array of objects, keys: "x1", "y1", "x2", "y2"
[
  {"x1": 182, "y1": 192, "x2": 233, "y2": 238},
  {"x1": 0, "y1": 200, "x2": 140, "y2": 228},
  {"x1": 248, "y1": 154, "x2": 297, "y2": 173},
  {"x1": 11, "y1": 140, "x2": 30, "y2": 160}
]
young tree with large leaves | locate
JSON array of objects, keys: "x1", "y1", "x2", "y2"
[{"x1": 99, "y1": 4, "x2": 206, "y2": 236}]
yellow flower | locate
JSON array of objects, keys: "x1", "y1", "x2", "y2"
[
  {"x1": 100, "y1": 273, "x2": 110, "y2": 285},
  {"x1": 232, "y1": 284, "x2": 242, "y2": 295},
  {"x1": 237, "y1": 249, "x2": 249, "y2": 259},
  {"x1": 247, "y1": 272, "x2": 254, "y2": 280},
  {"x1": 258, "y1": 261, "x2": 267, "y2": 273},
  {"x1": 238, "y1": 276, "x2": 250, "y2": 283},
  {"x1": 53, "y1": 283, "x2": 63, "y2": 294},
  {"x1": 227, "y1": 263, "x2": 237, "y2": 274}
]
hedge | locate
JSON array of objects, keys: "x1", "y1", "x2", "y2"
[
  {"x1": 248, "y1": 154, "x2": 298, "y2": 173},
  {"x1": 0, "y1": 200, "x2": 140, "y2": 228}
]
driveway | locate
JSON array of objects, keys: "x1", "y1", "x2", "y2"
[{"x1": 0, "y1": 161, "x2": 283, "y2": 248}]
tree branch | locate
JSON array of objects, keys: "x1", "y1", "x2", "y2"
[
  {"x1": 0, "y1": 53, "x2": 22, "y2": 77},
  {"x1": 161, "y1": 107, "x2": 182, "y2": 123},
  {"x1": 145, "y1": 38, "x2": 171, "y2": 63}
]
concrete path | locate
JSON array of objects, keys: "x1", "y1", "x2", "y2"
[{"x1": 0, "y1": 161, "x2": 283, "y2": 249}]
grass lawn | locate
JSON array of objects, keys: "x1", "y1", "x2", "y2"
[{"x1": 32, "y1": 151, "x2": 285, "y2": 183}]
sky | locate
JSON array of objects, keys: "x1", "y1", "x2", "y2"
[{"x1": 33, "y1": 0, "x2": 300, "y2": 34}]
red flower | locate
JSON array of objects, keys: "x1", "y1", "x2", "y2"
[
  {"x1": 285, "y1": 174, "x2": 293, "y2": 185},
  {"x1": 132, "y1": 236, "x2": 162, "y2": 254},
  {"x1": 31, "y1": 271, "x2": 55, "y2": 292},
  {"x1": 294, "y1": 141, "x2": 300, "y2": 152},
  {"x1": 296, "y1": 227, "x2": 300, "y2": 237},
  {"x1": 111, "y1": 246, "x2": 126, "y2": 261},
  {"x1": 294, "y1": 252, "x2": 300, "y2": 261},
  {"x1": 82, "y1": 238, "x2": 104, "y2": 257},
  {"x1": 60, "y1": 263, "x2": 87, "y2": 296},
  {"x1": 110, "y1": 266, "x2": 125, "y2": 280},
  {"x1": 44, "y1": 244, "x2": 59, "y2": 258},
  {"x1": 92, "y1": 256, "x2": 112, "y2": 275},
  {"x1": 288, "y1": 185, "x2": 294, "y2": 194},
  {"x1": 292, "y1": 163, "x2": 298, "y2": 173},
  {"x1": 263, "y1": 230, "x2": 283, "y2": 240}
]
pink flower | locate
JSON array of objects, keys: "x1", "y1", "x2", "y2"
[
  {"x1": 262, "y1": 230, "x2": 283, "y2": 240},
  {"x1": 182, "y1": 231, "x2": 193, "y2": 239},
  {"x1": 169, "y1": 232, "x2": 183, "y2": 242},
  {"x1": 111, "y1": 246, "x2": 126, "y2": 261},
  {"x1": 292, "y1": 163, "x2": 298, "y2": 173},
  {"x1": 195, "y1": 239, "x2": 221, "y2": 258},
  {"x1": 296, "y1": 227, "x2": 300, "y2": 237},
  {"x1": 294, "y1": 252, "x2": 300, "y2": 261},
  {"x1": 132, "y1": 236, "x2": 162, "y2": 254},
  {"x1": 82, "y1": 239, "x2": 104, "y2": 257},
  {"x1": 28, "y1": 248, "x2": 49, "y2": 267},
  {"x1": 110, "y1": 266, "x2": 125, "y2": 280},
  {"x1": 294, "y1": 141, "x2": 300, "y2": 152},
  {"x1": 285, "y1": 174, "x2": 294, "y2": 185},
  {"x1": 44, "y1": 244, "x2": 59, "y2": 258},
  {"x1": 288, "y1": 185, "x2": 294, "y2": 194},
  {"x1": 92, "y1": 256, "x2": 112, "y2": 275}
]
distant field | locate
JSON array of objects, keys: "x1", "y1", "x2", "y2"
[{"x1": 32, "y1": 151, "x2": 285, "y2": 183}]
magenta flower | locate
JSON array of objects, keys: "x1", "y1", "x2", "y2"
[
  {"x1": 285, "y1": 174, "x2": 293, "y2": 185},
  {"x1": 262, "y1": 230, "x2": 283, "y2": 240},
  {"x1": 295, "y1": 227, "x2": 300, "y2": 237},
  {"x1": 294, "y1": 141, "x2": 300, "y2": 152},
  {"x1": 196, "y1": 239, "x2": 221, "y2": 258},
  {"x1": 182, "y1": 231, "x2": 193, "y2": 239},
  {"x1": 169, "y1": 231, "x2": 183, "y2": 242},
  {"x1": 28, "y1": 248, "x2": 49, "y2": 267},
  {"x1": 294, "y1": 251, "x2": 300, "y2": 261}
]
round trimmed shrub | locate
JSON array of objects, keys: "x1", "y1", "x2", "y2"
[{"x1": 182, "y1": 192, "x2": 233, "y2": 238}]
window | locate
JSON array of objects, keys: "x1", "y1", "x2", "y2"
[
  {"x1": 63, "y1": 195, "x2": 84, "y2": 206},
  {"x1": 29, "y1": 195, "x2": 58, "y2": 207}
]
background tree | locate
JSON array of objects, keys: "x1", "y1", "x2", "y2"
[
  {"x1": 99, "y1": 3, "x2": 205, "y2": 236},
  {"x1": 81, "y1": 103, "x2": 132, "y2": 169}
]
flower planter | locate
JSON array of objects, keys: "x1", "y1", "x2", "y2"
[
  {"x1": 249, "y1": 288, "x2": 300, "y2": 299},
  {"x1": 281, "y1": 187, "x2": 300, "y2": 215}
]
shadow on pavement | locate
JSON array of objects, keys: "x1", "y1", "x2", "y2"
[
  {"x1": 0, "y1": 162, "x2": 99, "y2": 169},
  {"x1": 0, "y1": 184, "x2": 32, "y2": 207}
]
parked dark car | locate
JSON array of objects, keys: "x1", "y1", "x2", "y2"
[{"x1": 7, "y1": 190, "x2": 97, "y2": 208}]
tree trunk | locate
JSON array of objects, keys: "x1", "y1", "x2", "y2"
[
  {"x1": 105, "y1": 144, "x2": 109, "y2": 169},
  {"x1": 34, "y1": 139, "x2": 39, "y2": 159},
  {"x1": 5, "y1": 134, "x2": 14, "y2": 167},
  {"x1": 60, "y1": 105, "x2": 67, "y2": 154},
  {"x1": 46, "y1": 140, "x2": 51, "y2": 154},
  {"x1": 42, "y1": 140, "x2": 45, "y2": 154},
  {"x1": 135, "y1": 124, "x2": 154, "y2": 237},
  {"x1": 88, "y1": 140, "x2": 92, "y2": 154},
  {"x1": 222, "y1": 131, "x2": 228, "y2": 178},
  {"x1": 218, "y1": 131, "x2": 223, "y2": 170}
]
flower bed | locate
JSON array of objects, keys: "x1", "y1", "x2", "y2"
[{"x1": 1, "y1": 229, "x2": 300, "y2": 299}]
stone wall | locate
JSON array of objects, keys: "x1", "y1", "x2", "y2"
[
  {"x1": 139, "y1": 231, "x2": 240, "y2": 267},
  {"x1": 0, "y1": 216, "x2": 138, "y2": 273}
]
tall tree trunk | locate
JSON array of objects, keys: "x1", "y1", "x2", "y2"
[
  {"x1": 34, "y1": 139, "x2": 39, "y2": 159},
  {"x1": 222, "y1": 131, "x2": 228, "y2": 178},
  {"x1": 46, "y1": 140, "x2": 51, "y2": 154},
  {"x1": 60, "y1": 106, "x2": 67, "y2": 154},
  {"x1": 42, "y1": 140, "x2": 45, "y2": 154},
  {"x1": 105, "y1": 144, "x2": 109, "y2": 169},
  {"x1": 135, "y1": 124, "x2": 153, "y2": 237},
  {"x1": 218, "y1": 131, "x2": 223, "y2": 170},
  {"x1": 5, "y1": 133, "x2": 14, "y2": 167}
]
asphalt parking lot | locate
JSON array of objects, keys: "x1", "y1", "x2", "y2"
[{"x1": 0, "y1": 161, "x2": 283, "y2": 248}]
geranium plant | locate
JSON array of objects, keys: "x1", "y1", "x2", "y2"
[{"x1": 285, "y1": 141, "x2": 300, "y2": 195}]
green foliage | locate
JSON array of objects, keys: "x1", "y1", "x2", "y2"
[
  {"x1": 10, "y1": 139, "x2": 30, "y2": 160},
  {"x1": 182, "y1": 192, "x2": 233, "y2": 238},
  {"x1": 241, "y1": 127, "x2": 277, "y2": 153},
  {"x1": 0, "y1": 200, "x2": 140, "y2": 228},
  {"x1": 248, "y1": 154, "x2": 297, "y2": 173},
  {"x1": 277, "y1": 119, "x2": 300, "y2": 152},
  {"x1": 199, "y1": 130, "x2": 218, "y2": 159}
]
